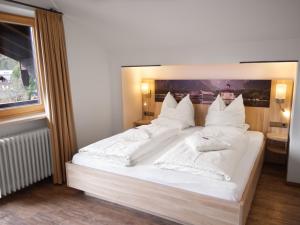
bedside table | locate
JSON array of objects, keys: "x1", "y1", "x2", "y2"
[
  {"x1": 265, "y1": 132, "x2": 288, "y2": 165},
  {"x1": 133, "y1": 119, "x2": 152, "y2": 127}
]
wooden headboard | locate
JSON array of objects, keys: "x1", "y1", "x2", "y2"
[{"x1": 143, "y1": 79, "x2": 293, "y2": 135}]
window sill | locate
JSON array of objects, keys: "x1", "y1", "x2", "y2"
[{"x1": 0, "y1": 113, "x2": 47, "y2": 126}]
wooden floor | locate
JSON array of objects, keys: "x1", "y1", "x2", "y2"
[{"x1": 0, "y1": 164, "x2": 300, "y2": 225}]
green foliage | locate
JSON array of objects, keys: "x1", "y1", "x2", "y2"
[
  {"x1": 11, "y1": 65, "x2": 21, "y2": 79},
  {"x1": 0, "y1": 54, "x2": 38, "y2": 102},
  {"x1": 25, "y1": 77, "x2": 37, "y2": 100},
  {"x1": 0, "y1": 54, "x2": 18, "y2": 70}
]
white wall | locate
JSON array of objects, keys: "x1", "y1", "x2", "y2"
[
  {"x1": 288, "y1": 69, "x2": 300, "y2": 183},
  {"x1": 0, "y1": 1, "x2": 34, "y2": 17},
  {"x1": 0, "y1": 119, "x2": 47, "y2": 137},
  {"x1": 63, "y1": 16, "x2": 112, "y2": 148}
]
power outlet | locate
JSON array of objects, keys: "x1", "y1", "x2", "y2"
[
  {"x1": 144, "y1": 111, "x2": 154, "y2": 117},
  {"x1": 270, "y1": 121, "x2": 288, "y2": 128}
]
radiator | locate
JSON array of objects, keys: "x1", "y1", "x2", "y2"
[{"x1": 0, "y1": 128, "x2": 52, "y2": 197}]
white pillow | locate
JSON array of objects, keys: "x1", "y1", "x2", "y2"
[
  {"x1": 207, "y1": 94, "x2": 226, "y2": 112},
  {"x1": 160, "y1": 92, "x2": 177, "y2": 114},
  {"x1": 159, "y1": 93, "x2": 195, "y2": 127},
  {"x1": 205, "y1": 94, "x2": 246, "y2": 128},
  {"x1": 157, "y1": 92, "x2": 195, "y2": 128}
]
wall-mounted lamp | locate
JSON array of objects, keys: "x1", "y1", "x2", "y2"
[
  {"x1": 140, "y1": 82, "x2": 154, "y2": 118},
  {"x1": 275, "y1": 83, "x2": 287, "y2": 112},
  {"x1": 282, "y1": 110, "x2": 290, "y2": 119},
  {"x1": 141, "y1": 82, "x2": 151, "y2": 95}
]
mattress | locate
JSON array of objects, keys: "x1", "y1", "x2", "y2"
[{"x1": 72, "y1": 127, "x2": 264, "y2": 202}]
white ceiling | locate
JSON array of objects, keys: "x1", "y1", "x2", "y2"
[{"x1": 3, "y1": 0, "x2": 300, "y2": 49}]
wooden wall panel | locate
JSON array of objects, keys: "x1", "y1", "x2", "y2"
[{"x1": 122, "y1": 68, "x2": 142, "y2": 129}]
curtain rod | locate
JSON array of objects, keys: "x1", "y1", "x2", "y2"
[{"x1": 3, "y1": 0, "x2": 63, "y2": 15}]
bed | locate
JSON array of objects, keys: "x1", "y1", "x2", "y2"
[
  {"x1": 67, "y1": 132, "x2": 265, "y2": 225},
  {"x1": 66, "y1": 93, "x2": 266, "y2": 225}
]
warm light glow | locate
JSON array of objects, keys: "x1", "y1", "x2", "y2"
[
  {"x1": 282, "y1": 109, "x2": 290, "y2": 118},
  {"x1": 141, "y1": 82, "x2": 150, "y2": 94},
  {"x1": 275, "y1": 83, "x2": 287, "y2": 100}
]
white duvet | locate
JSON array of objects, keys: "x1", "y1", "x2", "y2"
[
  {"x1": 154, "y1": 126, "x2": 249, "y2": 181},
  {"x1": 79, "y1": 124, "x2": 179, "y2": 166}
]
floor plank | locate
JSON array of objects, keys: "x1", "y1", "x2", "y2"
[
  {"x1": 0, "y1": 164, "x2": 300, "y2": 225},
  {"x1": 247, "y1": 164, "x2": 300, "y2": 225}
]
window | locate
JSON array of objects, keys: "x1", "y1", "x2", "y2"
[{"x1": 0, "y1": 12, "x2": 43, "y2": 119}]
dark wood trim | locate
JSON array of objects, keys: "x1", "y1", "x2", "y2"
[
  {"x1": 0, "y1": 100, "x2": 39, "y2": 109},
  {"x1": 0, "y1": 46, "x2": 22, "y2": 58},
  {"x1": 3, "y1": 0, "x2": 63, "y2": 15},
  {"x1": 121, "y1": 65, "x2": 161, "y2": 68},
  {"x1": 2, "y1": 22, "x2": 31, "y2": 39},
  {"x1": 240, "y1": 60, "x2": 299, "y2": 64},
  {"x1": 0, "y1": 35, "x2": 31, "y2": 52}
]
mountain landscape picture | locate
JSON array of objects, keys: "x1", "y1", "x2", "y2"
[{"x1": 155, "y1": 79, "x2": 272, "y2": 107}]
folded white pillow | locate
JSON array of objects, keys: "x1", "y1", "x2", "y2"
[
  {"x1": 205, "y1": 94, "x2": 246, "y2": 128},
  {"x1": 185, "y1": 132, "x2": 231, "y2": 152},
  {"x1": 156, "y1": 92, "x2": 195, "y2": 129}
]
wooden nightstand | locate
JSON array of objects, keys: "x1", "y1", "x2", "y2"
[
  {"x1": 265, "y1": 132, "x2": 288, "y2": 165},
  {"x1": 133, "y1": 119, "x2": 152, "y2": 127}
]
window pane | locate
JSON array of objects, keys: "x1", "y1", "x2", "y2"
[{"x1": 0, "y1": 22, "x2": 40, "y2": 109}]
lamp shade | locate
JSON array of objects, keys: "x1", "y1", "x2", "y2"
[
  {"x1": 275, "y1": 84, "x2": 287, "y2": 100},
  {"x1": 141, "y1": 82, "x2": 150, "y2": 94}
]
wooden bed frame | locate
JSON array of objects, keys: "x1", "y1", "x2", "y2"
[{"x1": 66, "y1": 139, "x2": 265, "y2": 225}]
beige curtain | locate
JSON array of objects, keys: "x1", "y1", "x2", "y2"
[{"x1": 35, "y1": 9, "x2": 77, "y2": 184}]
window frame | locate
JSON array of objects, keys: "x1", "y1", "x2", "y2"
[{"x1": 0, "y1": 12, "x2": 44, "y2": 120}]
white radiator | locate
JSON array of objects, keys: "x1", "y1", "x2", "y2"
[{"x1": 0, "y1": 128, "x2": 52, "y2": 197}]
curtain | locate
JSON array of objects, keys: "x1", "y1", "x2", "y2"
[{"x1": 35, "y1": 9, "x2": 77, "y2": 184}]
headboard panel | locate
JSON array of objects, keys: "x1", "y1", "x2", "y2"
[
  {"x1": 146, "y1": 79, "x2": 293, "y2": 134},
  {"x1": 153, "y1": 102, "x2": 269, "y2": 133}
]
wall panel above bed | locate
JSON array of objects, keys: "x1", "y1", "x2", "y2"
[{"x1": 122, "y1": 63, "x2": 296, "y2": 133}]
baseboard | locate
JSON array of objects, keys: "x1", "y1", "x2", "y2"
[{"x1": 286, "y1": 181, "x2": 300, "y2": 187}]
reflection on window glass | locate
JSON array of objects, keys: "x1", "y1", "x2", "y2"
[{"x1": 0, "y1": 22, "x2": 39, "y2": 109}]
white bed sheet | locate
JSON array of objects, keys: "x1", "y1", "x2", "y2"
[
  {"x1": 78, "y1": 124, "x2": 180, "y2": 166},
  {"x1": 72, "y1": 127, "x2": 264, "y2": 202}
]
